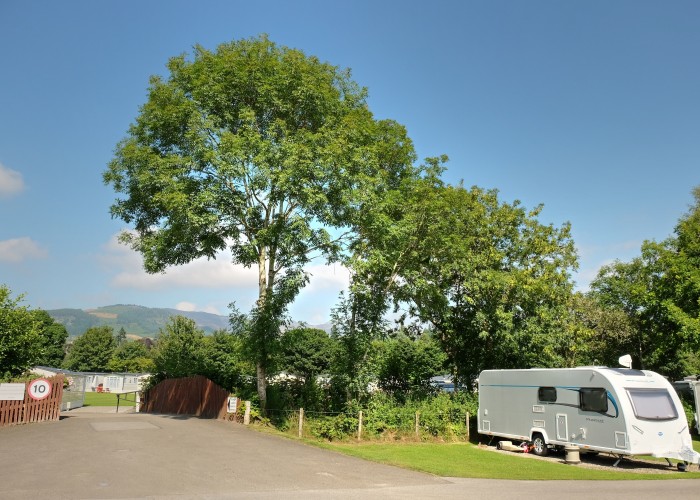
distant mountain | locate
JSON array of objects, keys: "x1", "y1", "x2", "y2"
[
  {"x1": 47, "y1": 304, "x2": 331, "y2": 338},
  {"x1": 47, "y1": 304, "x2": 230, "y2": 337}
]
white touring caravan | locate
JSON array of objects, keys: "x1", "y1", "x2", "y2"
[{"x1": 478, "y1": 367, "x2": 700, "y2": 466}]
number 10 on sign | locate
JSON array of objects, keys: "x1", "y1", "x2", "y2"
[{"x1": 28, "y1": 379, "x2": 52, "y2": 401}]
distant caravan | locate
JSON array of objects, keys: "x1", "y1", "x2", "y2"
[{"x1": 477, "y1": 367, "x2": 700, "y2": 467}]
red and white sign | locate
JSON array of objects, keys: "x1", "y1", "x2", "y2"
[{"x1": 27, "y1": 378, "x2": 52, "y2": 401}]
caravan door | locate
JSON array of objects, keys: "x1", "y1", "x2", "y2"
[{"x1": 556, "y1": 413, "x2": 568, "y2": 441}]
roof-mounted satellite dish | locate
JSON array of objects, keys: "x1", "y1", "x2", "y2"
[{"x1": 618, "y1": 354, "x2": 633, "y2": 369}]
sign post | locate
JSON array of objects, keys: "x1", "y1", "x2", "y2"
[
  {"x1": 227, "y1": 396, "x2": 238, "y2": 413},
  {"x1": 27, "y1": 379, "x2": 52, "y2": 401},
  {"x1": 0, "y1": 383, "x2": 25, "y2": 401}
]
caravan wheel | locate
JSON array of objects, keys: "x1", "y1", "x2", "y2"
[{"x1": 531, "y1": 434, "x2": 549, "y2": 457}]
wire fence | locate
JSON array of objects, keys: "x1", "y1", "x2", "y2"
[
  {"x1": 242, "y1": 402, "x2": 475, "y2": 442},
  {"x1": 113, "y1": 374, "x2": 475, "y2": 442}
]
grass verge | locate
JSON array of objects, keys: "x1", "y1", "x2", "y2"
[
  {"x1": 83, "y1": 392, "x2": 136, "y2": 407},
  {"x1": 319, "y1": 441, "x2": 700, "y2": 480}
]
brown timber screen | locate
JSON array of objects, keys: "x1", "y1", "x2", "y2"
[
  {"x1": 141, "y1": 375, "x2": 228, "y2": 419},
  {"x1": 0, "y1": 375, "x2": 64, "y2": 427}
]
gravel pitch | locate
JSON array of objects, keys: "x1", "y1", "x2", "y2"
[{"x1": 480, "y1": 442, "x2": 699, "y2": 474}]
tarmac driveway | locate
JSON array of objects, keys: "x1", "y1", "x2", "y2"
[{"x1": 0, "y1": 409, "x2": 698, "y2": 499}]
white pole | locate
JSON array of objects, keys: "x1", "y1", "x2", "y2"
[
  {"x1": 244, "y1": 401, "x2": 251, "y2": 425},
  {"x1": 358, "y1": 410, "x2": 363, "y2": 441}
]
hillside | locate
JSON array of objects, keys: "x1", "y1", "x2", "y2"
[
  {"x1": 47, "y1": 304, "x2": 331, "y2": 338},
  {"x1": 47, "y1": 304, "x2": 230, "y2": 337}
]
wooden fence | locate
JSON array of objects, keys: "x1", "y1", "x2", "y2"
[
  {"x1": 141, "y1": 375, "x2": 229, "y2": 419},
  {"x1": 0, "y1": 375, "x2": 64, "y2": 427}
]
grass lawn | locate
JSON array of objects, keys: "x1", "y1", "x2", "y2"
[
  {"x1": 313, "y1": 438, "x2": 700, "y2": 481},
  {"x1": 83, "y1": 392, "x2": 136, "y2": 407}
]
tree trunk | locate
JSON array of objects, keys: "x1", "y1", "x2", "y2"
[
  {"x1": 256, "y1": 247, "x2": 269, "y2": 410},
  {"x1": 256, "y1": 363, "x2": 267, "y2": 409}
]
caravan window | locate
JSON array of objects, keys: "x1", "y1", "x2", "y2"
[
  {"x1": 579, "y1": 388, "x2": 608, "y2": 413},
  {"x1": 626, "y1": 389, "x2": 678, "y2": 421},
  {"x1": 538, "y1": 387, "x2": 557, "y2": 402}
]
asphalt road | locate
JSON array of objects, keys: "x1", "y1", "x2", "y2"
[{"x1": 1, "y1": 408, "x2": 698, "y2": 499}]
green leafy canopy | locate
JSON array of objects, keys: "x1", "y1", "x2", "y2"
[{"x1": 103, "y1": 35, "x2": 419, "y2": 405}]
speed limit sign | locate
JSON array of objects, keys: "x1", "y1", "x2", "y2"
[{"x1": 28, "y1": 378, "x2": 52, "y2": 401}]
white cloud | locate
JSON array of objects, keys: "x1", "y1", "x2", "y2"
[
  {"x1": 101, "y1": 233, "x2": 351, "y2": 294},
  {"x1": 175, "y1": 302, "x2": 222, "y2": 315},
  {"x1": 0, "y1": 163, "x2": 25, "y2": 198},
  {"x1": 304, "y1": 263, "x2": 350, "y2": 292},
  {"x1": 175, "y1": 301, "x2": 197, "y2": 312},
  {"x1": 200, "y1": 304, "x2": 222, "y2": 315},
  {"x1": 101, "y1": 233, "x2": 259, "y2": 291},
  {"x1": 306, "y1": 311, "x2": 333, "y2": 325},
  {"x1": 99, "y1": 233, "x2": 349, "y2": 319},
  {"x1": 574, "y1": 265, "x2": 605, "y2": 292},
  {"x1": 0, "y1": 237, "x2": 48, "y2": 262}
]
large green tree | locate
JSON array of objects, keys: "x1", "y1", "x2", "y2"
[
  {"x1": 277, "y1": 327, "x2": 335, "y2": 410},
  {"x1": 279, "y1": 327, "x2": 335, "y2": 382},
  {"x1": 63, "y1": 326, "x2": 117, "y2": 372},
  {"x1": 348, "y1": 172, "x2": 578, "y2": 385},
  {"x1": 590, "y1": 186, "x2": 700, "y2": 377},
  {"x1": 330, "y1": 289, "x2": 388, "y2": 402},
  {"x1": 200, "y1": 329, "x2": 253, "y2": 392},
  {"x1": 667, "y1": 186, "x2": 700, "y2": 343},
  {"x1": 151, "y1": 316, "x2": 205, "y2": 380},
  {"x1": 0, "y1": 285, "x2": 42, "y2": 379},
  {"x1": 373, "y1": 331, "x2": 446, "y2": 401},
  {"x1": 566, "y1": 293, "x2": 634, "y2": 367},
  {"x1": 108, "y1": 340, "x2": 154, "y2": 373},
  {"x1": 104, "y1": 35, "x2": 417, "y2": 406},
  {"x1": 32, "y1": 310, "x2": 69, "y2": 368}
]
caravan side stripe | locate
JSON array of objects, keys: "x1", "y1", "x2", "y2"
[{"x1": 480, "y1": 384, "x2": 620, "y2": 418}]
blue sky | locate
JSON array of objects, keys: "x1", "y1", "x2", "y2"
[{"x1": 1, "y1": 0, "x2": 698, "y2": 324}]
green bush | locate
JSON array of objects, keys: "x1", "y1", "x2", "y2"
[
  {"x1": 236, "y1": 399, "x2": 264, "y2": 424},
  {"x1": 308, "y1": 414, "x2": 359, "y2": 441},
  {"x1": 280, "y1": 391, "x2": 478, "y2": 442}
]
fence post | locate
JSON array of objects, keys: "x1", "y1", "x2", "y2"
[
  {"x1": 358, "y1": 410, "x2": 363, "y2": 441},
  {"x1": 466, "y1": 412, "x2": 470, "y2": 440},
  {"x1": 415, "y1": 411, "x2": 420, "y2": 438},
  {"x1": 244, "y1": 400, "x2": 251, "y2": 425},
  {"x1": 298, "y1": 408, "x2": 304, "y2": 438}
]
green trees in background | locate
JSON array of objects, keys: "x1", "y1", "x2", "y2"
[
  {"x1": 275, "y1": 327, "x2": 335, "y2": 410},
  {"x1": 373, "y1": 332, "x2": 446, "y2": 401},
  {"x1": 589, "y1": 187, "x2": 700, "y2": 378},
  {"x1": 1, "y1": 286, "x2": 70, "y2": 379},
  {"x1": 104, "y1": 35, "x2": 419, "y2": 407},
  {"x1": 31, "y1": 309, "x2": 69, "y2": 368},
  {"x1": 0, "y1": 285, "x2": 43, "y2": 379},
  {"x1": 329, "y1": 289, "x2": 388, "y2": 403},
  {"x1": 150, "y1": 316, "x2": 205, "y2": 379},
  {"x1": 63, "y1": 326, "x2": 116, "y2": 372},
  {"x1": 279, "y1": 327, "x2": 334, "y2": 383},
  {"x1": 200, "y1": 329, "x2": 253, "y2": 392},
  {"x1": 564, "y1": 293, "x2": 634, "y2": 368},
  {"x1": 345, "y1": 167, "x2": 579, "y2": 386},
  {"x1": 4, "y1": 34, "x2": 697, "y2": 412},
  {"x1": 150, "y1": 316, "x2": 251, "y2": 391},
  {"x1": 115, "y1": 326, "x2": 127, "y2": 346},
  {"x1": 407, "y1": 185, "x2": 576, "y2": 385},
  {"x1": 108, "y1": 340, "x2": 154, "y2": 373}
]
